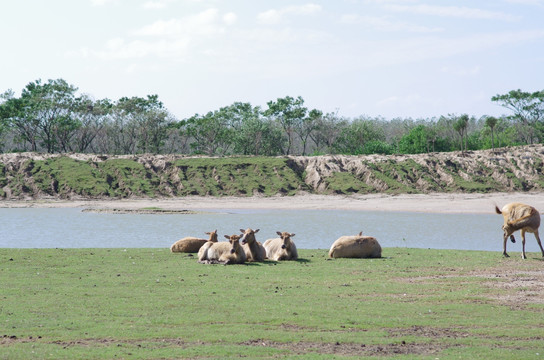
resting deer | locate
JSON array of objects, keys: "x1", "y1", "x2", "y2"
[
  {"x1": 198, "y1": 234, "x2": 246, "y2": 264},
  {"x1": 328, "y1": 231, "x2": 382, "y2": 259},
  {"x1": 240, "y1": 228, "x2": 266, "y2": 262},
  {"x1": 263, "y1": 231, "x2": 298, "y2": 261},
  {"x1": 495, "y1": 202, "x2": 544, "y2": 259},
  {"x1": 170, "y1": 230, "x2": 218, "y2": 253}
]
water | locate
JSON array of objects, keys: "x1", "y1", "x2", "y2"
[{"x1": 1, "y1": 207, "x2": 539, "y2": 252}]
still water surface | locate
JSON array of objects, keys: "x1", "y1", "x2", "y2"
[{"x1": 0, "y1": 207, "x2": 539, "y2": 252}]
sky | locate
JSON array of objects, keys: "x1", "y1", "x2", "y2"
[{"x1": 1, "y1": 0, "x2": 544, "y2": 121}]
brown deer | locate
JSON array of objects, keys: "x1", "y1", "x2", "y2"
[
  {"x1": 197, "y1": 234, "x2": 246, "y2": 264},
  {"x1": 170, "y1": 230, "x2": 218, "y2": 253},
  {"x1": 240, "y1": 228, "x2": 266, "y2": 262},
  {"x1": 495, "y1": 202, "x2": 544, "y2": 259},
  {"x1": 328, "y1": 231, "x2": 382, "y2": 259},
  {"x1": 263, "y1": 231, "x2": 298, "y2": 261}
]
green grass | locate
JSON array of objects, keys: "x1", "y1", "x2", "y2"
[
  {"x1": 323, "y1": 172, "x2": 375, "y2": 194},
  {"x1": 2, "y1": 248, "x2": 544, "y2": 359},
  {"x1": 172, "y1": 157, "x2": 307, "y2": 196}
]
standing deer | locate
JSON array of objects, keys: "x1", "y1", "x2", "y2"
[{"x1": 495, "y1": 202, "x2": 544, "y2": 259}]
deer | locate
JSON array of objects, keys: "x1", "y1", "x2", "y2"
[
  {"x1": 328, "y1": 231, "x2": 382, "y2": 259},
  {"x1": 197, "y1": 234, "x2": 246, "y2": 264},
  {"x1": 495, "y1": 202, "x2": 544, "y2": 259},
  {"x1": 170, "y1": 230, "x2": 218, "y2": 253},
  {"x1": 239, "y1": 228, "x2": 266, "y2": 262},
  {"x1": 263, "y1": 231, "x2": 298, "y2": 261}
]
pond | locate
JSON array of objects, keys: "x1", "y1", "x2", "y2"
[{"x1": 1, "y1": 207, "x2": 535, "y2": 253}]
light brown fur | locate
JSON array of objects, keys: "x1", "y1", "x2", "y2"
[
  {"x1": 240, "y1": 228, "x2": 266, "y2": 262},
  {"x1": 263, "y1": 231, "x2": 298, "y2": 261},
  {"x1": 495, "y1": 202, "x2": 544, "y2": 259},
  {"x1": 328, "y1": 231, "x2": 382, "y2": 259},
  {"x1": 198, "y1": 234, "x2": 246, "y2": 264},
  {"x1": 170, "y1": 230, "x2": 218, "y2": 253}
]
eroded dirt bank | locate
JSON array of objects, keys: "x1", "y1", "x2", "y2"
[{"x1": 1, "y1": 144, "x2": 544, "y2": 200}]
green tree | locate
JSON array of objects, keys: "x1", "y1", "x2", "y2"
[
  {"x1": 185, "y1": 108, "x2": 235, "y2": 155},
  {"x1": 108, "y1": 95, "x2": 170, "y2": 154},
  {"x1": 308, "y1": 112, "x2": 347, "y2": 154},
  {"x1": 227, "y1": 103, "x2": 283, "y2": 156},
  {"x1": 0, "y1": 90, "x2": 17, "y2": 151},
  {"x1": 363, "y1": 140, "x2": 394, "y2": 155},
  {"x1": 485, "y1": 116, "x2": 498, "y2": 152},
  {"x1": 0, "y1": 79, "x2": 78, "y2": 152},
  {"x1": 333, "y1": 118, "x2": 385, "y2": 155},
  {"x1": 294, "y1": 108, "x2": 322, "y2": 156},
  {"x1": 491, "y1": 89, "x2": 544, "y2": 144},
  {"x1": 264, "y1": 96, "x2": 307, "y2": 155},
  {"x1": 453, "y1": 114, "x2": 469, "y2": 152},
  {"x1": 398, "y1": 125, "x2": 430, "y2": 154},
  {"x1": 71, "y1": 96, "x2": 113, "y2": 153}
]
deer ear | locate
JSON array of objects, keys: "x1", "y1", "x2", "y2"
[
  {"x1": 240, "y1": 229, "x2": 245, "y2": 233},
  {"x1": 205, "y1": 232, "x2": 210, "y2": 235},
  {"x1": 358, "y1": 231, "x2": 363, "y2": 236},
  {"x1": 255, "y1": 229, "x2": 260, "y2": 233},
  {"x1": 276, "y1": 231, "x2": 282, "y2": 236},
  {"x1": 224, "y1": 235, "x2": 230, "y2": 239},
  {"x1": 290, "y1": 233, "x2": 295, "y2": 237}
]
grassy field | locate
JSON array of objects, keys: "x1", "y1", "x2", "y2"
[{"x1": 1, "y1": 247, "x2": 544, "y2": 359}]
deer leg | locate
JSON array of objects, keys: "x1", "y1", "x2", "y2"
[
  {"x1": 502, "y1": 232, "x2": 510, "y2": 257},
  {"x1": 534, "y1": 230, "x2": 544, "y2": 257},
  {"x1": 521, "y1": 229, "x2": 527, "y2": 259}
]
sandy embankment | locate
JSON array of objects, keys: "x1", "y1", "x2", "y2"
[{"x1": 2, "y1": 192, "x2": 544, "y2": 214}]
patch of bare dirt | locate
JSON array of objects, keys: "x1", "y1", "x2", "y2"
[
  {"x1": 2, "y1": 335, "x2": 457, "y2": 357},
  {"x1": 396, "y1": 257, "x2": 544, "y2": 308},
  {"x1": 474, "y1": 268, "x2": 544, "y2": 307},
  {"x1": 241, "y1": 339, "x2": 451, "y2": 357}
]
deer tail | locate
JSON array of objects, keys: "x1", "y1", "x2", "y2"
[{"x1": 495, "y1": 205, "x2": 502, "y2": 215}]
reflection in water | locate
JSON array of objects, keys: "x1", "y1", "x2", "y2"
[{"x1": 0, "y1": 207, "x2": 519, "y2": 252}]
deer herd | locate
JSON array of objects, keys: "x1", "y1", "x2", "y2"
[{"x1": 171, "y1": 202, "x2": 544, "y2": 264}]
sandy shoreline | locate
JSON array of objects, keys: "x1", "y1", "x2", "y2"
[{"x1": 2, "y1": 192, "x2": 544, "y2": 214}]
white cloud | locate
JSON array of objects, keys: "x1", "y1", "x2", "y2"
[
  {"x1": 90, "y1": 0, "x2": 117, "y2": 6},
  {"x1": 356, "y1": 30, "x2": 544, "y2": 68},
  {"x1": 77, "y1": 8, "x2": 238, "y2": 61},
  {"x1": 385, "y1": 4, "x2": 520, "y2": 21},
  {"x1": 257, "y1": 3, "x2": 322, "y2": 24},
  {"x1": 377, "y1": 94, "x2": 424, "y2": 107},
  {"x1": 223, "y1": 12, "x2": 237, "y2": 26},
  {"x1": 142, "y1": 0, "x2": 169, "y2": 9},
  {"x1": 440, "y1": 65, "x2": 481, "y2": 76},
  {"x1": 72, "y1": 36, "x2": 190, "y2": 60},
  {"x1": 135, "y1": 8, "x2": 233, "y2": 37},
  {"x1": 505, "y1": 0, "x2": 544, "y2": 5},
  {"x1": 258, "y1": 9, "x2": 282, "y2": 25},
  {"x1": 340, "y1": 14, "x2": 443, "y2": 32}
]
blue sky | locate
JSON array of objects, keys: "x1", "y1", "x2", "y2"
[{"x1": 1, "y1": 0, "x2": 543, "y2": 120}]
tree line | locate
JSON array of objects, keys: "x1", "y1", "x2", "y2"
[{"x1": 1, "y1": 79, "x2": 543, "y2": 156}]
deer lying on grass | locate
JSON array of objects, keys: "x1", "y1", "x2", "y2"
[
  {"x1": 170, "y1": 230, "x2": 218, "y2": 253},
  {"x1": 240, "y1": 228, "x2": 266, "y2": 262},
  {"x1": 197, "y1": 234, "x2": 246, "y2": 264},
  {"x1": 263, "y1": 231, "x2": 298, "y2": 261},
  {"x1": 495, "y1": 202, "x2": 544, "y2": 259},
  {"x1": 328, "y1": 231, "x2": 382, "y2": 259}
]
